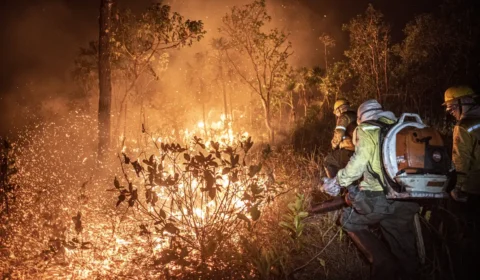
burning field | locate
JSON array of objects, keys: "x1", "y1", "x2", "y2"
[
  {"x1": 2, "y1": 0, "x2": 475, "y2": 278},
  {"x1": 0, "y1": 110, "x2": 367, "y2": 279}
]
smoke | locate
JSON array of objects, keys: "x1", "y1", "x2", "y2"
[
  {"x1": 0, "y1": 0, "x2": 435, "y2": 138},
  {"x1": 165, "y1": 0, "x2": 346, "y2": 67},
  {"x1": 0, "y1": 0, "x2": 99, "y2": 137}
]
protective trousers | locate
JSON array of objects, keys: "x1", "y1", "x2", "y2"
[
  {"x1": 448, "y1": 194, "x2": 480, "y2": 280},
  {"x1": 341, "y1": 191, "x2": 420, "y2": 280}
]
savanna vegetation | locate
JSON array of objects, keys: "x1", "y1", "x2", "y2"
[{"x1": 1, "y1": 0, "x2": 479, "y2": 279}]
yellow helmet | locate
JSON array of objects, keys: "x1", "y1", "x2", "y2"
[
  {"x1": 333, "y1": 98, "x2": 349, "y2": 113},
  {"x1": 443, "y1": 86, "x2": 474, "y2": 105}
]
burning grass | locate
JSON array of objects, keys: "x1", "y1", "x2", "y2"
[{"x1": 0, "y1": 111, "x2": 369, "y2": 279}]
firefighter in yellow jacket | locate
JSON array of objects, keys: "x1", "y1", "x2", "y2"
[
  {"x1": 444, "y1": 86, "x2": 480, "y2": 199},
  {"x1": 323, "y1": 98, "x2": 357, "y2": 178},
  {"x1": 322, "y1": 100, "x2": 420, "y2": 280},
  {"x1": 443, "y1": 86, "x2": 480, "y2": 279}
]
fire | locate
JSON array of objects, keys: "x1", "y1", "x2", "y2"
[{"x1": 3, "y1": 111, "x2": 271, "y2": 279}]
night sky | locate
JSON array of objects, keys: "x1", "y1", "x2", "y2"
[{"x1": 0, "y1": 0, "x2": 442, "y2": 135}]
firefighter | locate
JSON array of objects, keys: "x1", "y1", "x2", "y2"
[
  {"x1": 322, "y1": 99, "x2": 420, "y2": 280},
  {"x1": 444, "y1": 86, "x2": 480, "y2": 200},
  {"x1": 323, "y1": 98, "x2": 357, "y2": 178},
  {"x1": 443, "y1": 85, "x2": 480, "y2": 279}
]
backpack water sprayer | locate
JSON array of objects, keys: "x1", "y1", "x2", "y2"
[{"x1": 381, "y1": 113, "x2": 451, "y2": 199}]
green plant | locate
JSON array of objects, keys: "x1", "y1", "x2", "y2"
[{"x1": 279, "y1": 193, "x2": 309, "y2": 245}]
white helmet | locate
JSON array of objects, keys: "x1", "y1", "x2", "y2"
[{"x1": 357, "y1": 99, "x2": 382, "y2": 123}]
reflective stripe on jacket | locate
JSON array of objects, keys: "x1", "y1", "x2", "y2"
[
  {"x1": 331, "y1": 110, "x2": 357, "y2": 151},
  {"x1": 453, "y1": 118, "x2": 480, "y2": 194},
  {"x1": 337, "y1": 117, "x2": 395, "y2": 191}
]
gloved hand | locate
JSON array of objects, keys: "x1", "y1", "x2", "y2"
[
  {"x1": 344, "y1": 185, "x2": 358, "y2": 206},
  {"x1": 320, "y1": 177, "x2": 341, "y2": 196},
  {"x1": 331, "y1": 139, "x2": 339, "y2": 150},
  {"x1": 450, "y1": 188, "x2": 468, "y2": 202}
]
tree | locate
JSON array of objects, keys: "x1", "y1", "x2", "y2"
[
  {"x1": 318, "y1": 33, "x2": 336, "y2": 72},
  {"x1": 219, "y1": 0, "x2": 292, "y2": 144},
  {"x1": 98, "y1": 0, "x2": 114, "y2": 158},
  {"x1": 211, "y1": 38, "x2": 233, "y2": 128},
  {"x1": 392, "y1": 0, "x2": 480, "y2": 123},
  {"x1": 343, "y1": 4, "x2": 391, "y2": 103},
  {"x1": 75, "y1": 3, "x2": 205, "y2": 147}
]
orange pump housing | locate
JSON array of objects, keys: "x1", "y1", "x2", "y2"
[{"x1": 395, "y1": 127, "x2": 446, "y2": 174}]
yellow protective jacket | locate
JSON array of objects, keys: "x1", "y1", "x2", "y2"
[
  {"x1": 337, "y1": 117, "x2": 395, "y2": 191},
  {"x1": 453, "y1": 117, "x2": 480, "y2": 195},
  {"x1": 331, "y1": 110, "x2": 357, "y2": 151}
]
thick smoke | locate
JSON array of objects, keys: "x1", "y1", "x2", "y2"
[{"x1": 0, "y1": 0, "x2": 437, "y2": 138}]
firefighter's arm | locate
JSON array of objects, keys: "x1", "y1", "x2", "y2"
[
  {"x1": 331, "y1": 115, "x2": 348, "y2": 149},
  {"x1": 452, "y1": 125, "x2": 473, "y2": 191},
  {"x1": 336, "y1": 127, "x2": 371, "y2": 187}
]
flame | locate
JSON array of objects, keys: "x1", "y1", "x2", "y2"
[{"x1": 7, "y1": 111, "x2": 265, "y2": 278}]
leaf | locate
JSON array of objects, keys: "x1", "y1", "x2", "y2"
[
  {"x1": 279, "y1": 221, "x2": 296, "y2": 232},
  {"x1": 298, "y1": 211, "x2": 309, "y2": 218},
  {"x1": 114, "y1": 177, "x2": 120, "y2": 189},
  {"x1": 146, "y1": 188, "x2": 152, "y2": 203},
  {"x1": 151, "y1": 192, "x2": 158, "y2": 205},
  {"x1": 184, "y1": 153, "x2": 190, "y2": 161},
  {"x1": 236, "y1": 213, "x2": 251, "y2": 224},
  {"x1": 132, "y1": 160, "x2": 143, "y2": 176},
  {"x1": 117, "y1": 194, "x2": 126, "y2": 207},
  {"x1": 208, "y1": 187, "x2": 216, "y2": 200},
  {"x1": 250, "y1": 183, "x2": 264, "y2": 195},
  {"x1": 159, "y1": 209, "x2": 167, "y2": 219},
  {"x1": 123, "y1": 153, "x2": 130, "y2": 164},
  {"x1": 163, "y1": 223, "x2": 179, "y2": 234},
  {"x1": 231, "y1": 171, "x2": 239, "y2": 182},
  {"x1": 250, "y1": 205, "x2": 261, "y2": 221},
  {"x1": 222, "y1": 167, "x2": 231, "y2": 175},
  {"x1": 248, "y1": 164, "x2": 262, "y2": 177},
  {"x1": 63, "y1": 241, "x2": 76, "y2": 250},
  {"x1": 242, "y1": 192, "x2": 253, "y2": 202},
  {"x1": 204, "y1": 170, "x2": 215, "y2": 190},
  {"x1": 318, "y1": 258, "x2": 326, "y2": 267}
]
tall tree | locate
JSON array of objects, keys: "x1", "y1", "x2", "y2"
[
  {"x1": 97, "y1": 0, "x2": 114, "y2": 158},
  {"x1": 318, "y1": 33, "x2": 336, "y2": 72},
  {"x1": 219, "y1": 0, "x2": 292, "y2": 144},
  {"x1": 343, "y1": 4, "x2": 391, "y2": 103},
  {"x1": 392, "y1": 0, "x2": 480, "y2": 123},
  {"x1": 75, "y1": 3, "x2": 205, "y2": 147}
]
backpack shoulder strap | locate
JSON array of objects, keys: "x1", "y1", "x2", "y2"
[{"x1": 361, "y1": 119, "x2": 396, "y2": 195}]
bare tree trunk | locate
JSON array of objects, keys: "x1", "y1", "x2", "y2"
[
  {"x1": 324, "y1": 44, "x2": 328, "y2": 72},
  {"x1": 98, "y1": 0, "x2": 114, "y2": 159},
  {"x1": 220, "y1": 66, "x2": 228, "y2": 129},
  {"x1": 261, "y1": 96, "x2": 274, "y2": 144}
]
